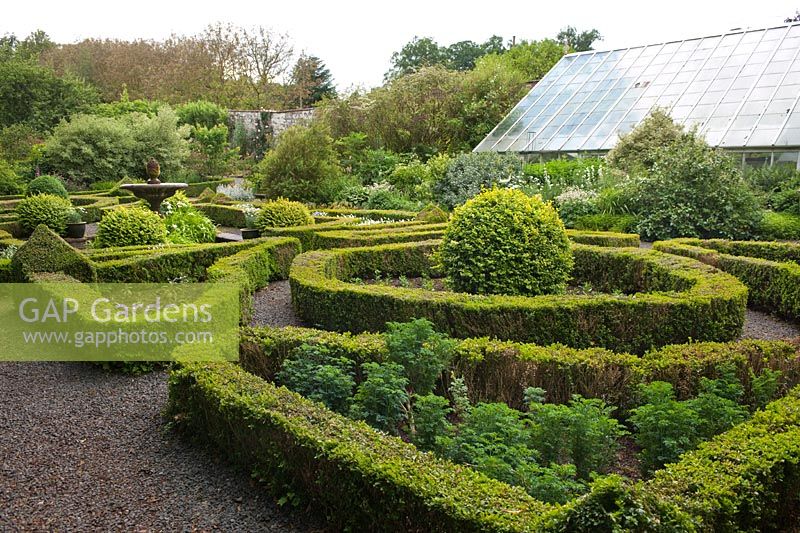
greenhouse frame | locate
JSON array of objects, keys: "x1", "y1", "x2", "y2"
[{"x1": 475, "y1": 22, "x2": 800, "y2": 168}]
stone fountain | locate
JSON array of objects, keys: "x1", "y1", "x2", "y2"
[{"x1": 120, "y1": 158, "x2": 188, "y2": 212}]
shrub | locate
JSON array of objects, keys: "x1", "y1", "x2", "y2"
[
  {"x1": 256, "y1": 199, "x2": 314, "y2": 230},
  {"x1": 15, "y1": 194, "x2": 73, "y2": 234},
  {"x1": 276, "y1": 343, "x2": 356, "y2": 414},
  {"x1": 364, "y1": 186, "x2": 419, "y2": 211},
  {"x1": 606, "y1": 108, "x2": 684, "y2": 173},
  {"x1": 216, "y1": 181, "x2": 255, "y2": 201},
  {"x1": 432, "y1": 152, "x2": 524, "y2": 209},
  {"x1": 27, "y1": 174, "x2": 68, "y2": 198},
  {"x1": 522, "y1": 158, "x2": 607, "y2": 201},
  {"x1": 633, "y1": 132, "x2": 762, "y2": 240},
  {"x1": 189, "y1": 124, "x2": 236, "y2": 176},
  {"x1": 349, "y1": 361, "x2": 409, "y2": 433},
  {"x1": 384, "y1": 319, "x2": 455, "y2": 395},
  {"x1": 411, "y1": 394, "x2": 452, "y2": 450},
  {"x1": 440, "y1": 188, "x2": 573, "y2": 296},
  {"x1": 165, "y1": 210, "x2": 216, "y2": 244},
  {"x1": 758, "y1": 211, "x2": 800, "y2": 240},
  {"x1": 0, "y1": 159, "x2": 22, "y2": 195},
  {"x1": 334, "y1": 132, "x2": 403, "y2": 184},
  {"x1": 414, "y1": 203, "x2": 449, "y2": 223},
  {"x1": 175, "y1": 100, "x2": 228, "y2": 129},
  {"x1": 94, "y1": 207, "x2": 167, "y2": 248},
  {"x1": 41, "y1": 107, "x2": 189, "y2": 186},
  {"x1": 388, "y1": 159, "x2": 434, "y2": 198},
  {"x1": 573, "y1": 213, "x2": 638, "y2": 233},
  {"x1": 10, "y1": 224, "x2": 96, "y2": 281},
  {"x1": 554, "y1": 187, "x2": 599, "y2": 227},
  {"x1": 254, "y1": 122, "x2": 343, "y2": 203}
]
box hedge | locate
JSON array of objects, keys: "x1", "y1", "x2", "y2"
[
  {"x1": 654, "y1": 238, "x2": 800, "y2": 319},
  {"x1": 240, "y1": 326, "x2": 800, "y2": 411},
  {"x1": 289, "y1": 240, "x2": 748, "y2": 353}
]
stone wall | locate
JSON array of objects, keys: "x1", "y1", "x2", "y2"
[{"x1": 227, "y1": 108, "x2": 316, "y2": 139}]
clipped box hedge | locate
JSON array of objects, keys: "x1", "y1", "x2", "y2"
[
  {"x1": 167, "y1": 361, "x2": 557, "y2": 532},
  {"x1": 655, "y1": 238, "x2": 800, "y2": 320},
  {"x1": 565, "y1": 229, "x2": 639, "y2": 247},
  {"x1": 289, "y1": 240, "x2": 747, "y2": 353},
  {"x1": 195, "y1": 203, "x2": 248, "y2": 228},
  {"x1": 206, "y1": 237, "x2": 300, "y2": 323},
  {"x1": 185, "y1": 178, "x2": 234, "y2": 197},
  {"x1": 240, "y1": 325, "x2": 800, "y2": 411}
]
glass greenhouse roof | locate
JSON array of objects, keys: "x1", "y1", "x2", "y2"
[{"x1": 475, "y1": 22, "x2": 800, "y2": 153}]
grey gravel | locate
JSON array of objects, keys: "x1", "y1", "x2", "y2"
[
  {"x1": 742, "y1": 309, "x2": 800, "y2": 341},
  {"x1": 0, "y1": 362, "x2": 322, "y2": 532},
  {"x1": 250, "y1": 280, "x2": 306, "y2": 328}
]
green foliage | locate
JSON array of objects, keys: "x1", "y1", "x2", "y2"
[
  {"x1": 333, "y1": 132, "x2": 402, "y2": 184},
  {"x1": 165, "y1": 209, "x2": 216, "y2": 244},
  {"x1": 384, "y1": 318, "x2": 455, "y2": 395},
  {"x1": 557, "y1": 26, "x2": 603, "y2": 52},
  {"x1": 528, "y1": 395, "x2": 625, "y2": 480},
  {"x1": 385, "y1": 35, "x2": 507, "y2": 79},
  {"x1": 0, "y1": 60, "x2": 98, "y2": 132},
  {"x1": 289, "y1": 55, "x2": 337, "y2": 106},
  {"x1": 553, "y1": 187, "x2": 599, "y2": 227},
  {"x1": 387, "y1": 159, "x2": 434, "y2": 198},
  {"x1": 0, "y1": 159, "x2": 22, "y2": 195},
  {"x1": 10, "y1": 225, "x2": 96, "y2": 282},
  {"x1": 414, "y1": 203, "x2": 448, "y2": 223},
  {"x1": 41, "y1": 107, "x2": 190, "y2": 186},
  {"x1": 27, "y1": 174, "x2": 68, "y2": 198},
  {"x1": 15, "y1": 193, "x2": 73, "y2": 234},
  {"x1": 522, "y1": 158, "x2": 607, "y2": 201},
  {"x1": 474, "y1": 39, "x2": 565, "y2": 81},
  {"x1": 175, "y1": 100, "x2": 228, "y2": 129},
  {"x1": 573, "y1": 213, "x2": 638, "y2": 233},
  {"x1": 606, "y1": 108, "x2": 684, "y2": 174},
  {"x1": 277, "y1": 343, "x2": 356, "y2": 414},
  {"x1": 440, "y1": 188, "x2": 573, "y2": 296},
  {"x1": 364, "y1": 187, "x2": 419, "y2": 211},
  {"x1": 433, "y1": 152, "x2": 523, "y2": 209},
  {"x1": 0, "y1": 123, "x2": 39, "y2": 168},
  {"x1": 633, "y1": 131, "x2": 761, "y2": 241},
  {"x1": 94, "y1": 206, "x2": 167, "y2": 248},
  {"x1": 91, "y1": 95, "x2": 163, "y2": 118},
  {"x1": 256, "y1": 198, "x2": 314, "y2": 230},
  {"x1": 449, "y1": 373, "x2": 471, "y2": 418},
  {"x1": 758, "y1": 210, "x2": 800, "y2": 240},
  {"x1": 630, "y1": 374, "x2": 748, "y2": 475},
  {"x1": 411, "y1": 393, "x2": 452, "y2": 450},
  {"x1": 349, "y1": 361, "x2": 409, "y2": 433},
  {"x1": 189, "y1": 124, "x2": 236, "y2": 176},
  {"x1": 255, "y1": 123, "x2": 343, "y2": 203}
]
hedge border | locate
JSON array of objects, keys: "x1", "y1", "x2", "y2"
[
  {"x1": 289, "y1": 240, "x2": 748, "y2": 353},
  {"x1": 654, "y1": 238, "x2": 800, "y2": 320},
  {"x1": 565, "y1": 229, "x2": 639, "y2": 247},
  {"x1": 240, "y1": 326, "x2": 800, "y2": 411}
]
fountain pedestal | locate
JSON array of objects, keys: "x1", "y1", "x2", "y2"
[{"x1": 120, "y1": 178, "x2": 188, "y2": 212}]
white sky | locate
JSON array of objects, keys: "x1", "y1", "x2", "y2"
[{"x1": 2, "y1": 0, "x2": 797, "y2": 90}]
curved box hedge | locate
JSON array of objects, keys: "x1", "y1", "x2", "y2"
[
  {"x1": 289, "y1": 240, "x2": 748, "y2": 353},
  {"x1": 655, "y1": 238, "x2": 800, "y2": 320}
]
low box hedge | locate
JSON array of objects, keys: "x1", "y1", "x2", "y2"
[
  {"x1": 565, "y1": 229, "x2": 640, "y2": 247},
  {"x1": 311, "y1": 223, "x2": 448, "y2": 249},
  {"x1": 289, "y1": 240, "x2": 747, "y2": 353},
  {"x1": 185, "y1": 178, "x2": 234, "y2": 197},
  {"x1": 206, "y1": 237, "x2": 300, "y2": 323},
  {"x1": 195, "y1": 203, "x2": 248, "y2": 228},
  {"x1": 315, "y1": 207, "x2": 417, "y2": 220},
  {"x1": 655, "y1": 238, "x2": 800, "y2": 319},
  {"x1": 93, "y1": 238, "x2": 280, "y2": 282},
  {"x1": 167, "y1": 361, "x2": 557, "y2": 532},
  {"x1": 240, "y1": 325, "x2": 800, "y2": 411}
]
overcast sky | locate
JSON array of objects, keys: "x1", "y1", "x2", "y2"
[{"x1": 3, "y1": 0, "x2": 797, "y2": 90}]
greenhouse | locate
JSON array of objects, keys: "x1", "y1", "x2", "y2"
[{"x1": 476, "y1": 22, "x2": 800, "y2": 167}]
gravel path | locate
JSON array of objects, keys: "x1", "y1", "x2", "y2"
[
  {"x1": 0, "y1": 362, "x2": 322, "y2": 532},
  {"x1": 742, "y1": 309, "x2": 800, "y2": 340},
  {"x1": 250, "y1": 280, "x2": 306, "y2": 328}
]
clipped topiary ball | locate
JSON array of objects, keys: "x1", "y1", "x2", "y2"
[
  {"x1": 15, "y1": 193, "x2": 74, "y2": 235},
  {"x1": 94, "y1": 206, "x2": 168, "y2": 248},
  {"x1": 27, "y1": 175, "x2": 69, "y2": 199},
  {"x1": 256, "y1": 198, "x2": 314, "y2": 230},
  {"x1": 439, "y1": 188, "x2": 573, "y2": 296}
]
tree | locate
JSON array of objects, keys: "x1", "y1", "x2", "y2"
[
  {"x1": 557, "y1": 27, "x2": 602, "y2": 53},
  {"x1": 445, "y1": 36, "x2": 505, "y2": 71},
  {"x1": 385, "y1": 36, "x2": 445, "y2": 80},
  {"x1": 289, "y1": 54, "x2": 336, "y2": 107},
  {"x1": 0, "y1": 60, "x2": 98, "y2": 132},
  {"x1": 476, "y1": 39, "x2": 565, "y2": 81},
  {"x1": 0, "y1": 30, "x2": 55, "y2": 63}
]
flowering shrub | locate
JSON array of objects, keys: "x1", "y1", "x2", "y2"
[
  {"x1": 235, "y1": 203, "x2": 261, "y2": 229},
  {"x1": 217, "y1": 182, "x2": 255, "y2": 201},
  {"x1": 554, "y1": 187, "x2": 599, "y2": 227}
]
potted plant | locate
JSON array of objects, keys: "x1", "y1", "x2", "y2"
[
  {"x1": 239, "y1": 204, "x2": 261, "y2": 239},
  {"x1": 65, "y1": 207, "x2": 87, "y2": 238}
]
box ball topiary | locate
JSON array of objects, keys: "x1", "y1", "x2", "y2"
[
  {"x1": 440, "y1": 187, "x2": 573, "y2": 296},
  {"x1": 26, "y1": 175, "x2": 69, "y2": 199},
  {"x1": 15, "y1": 194, "x2": 74, "y2": 235},
  {"x1": 256, "y1": 198, "x2": 314, "y2": 230},
  {"x1": 94, "y1": 206, "x2": 168, "y2": 248}
]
